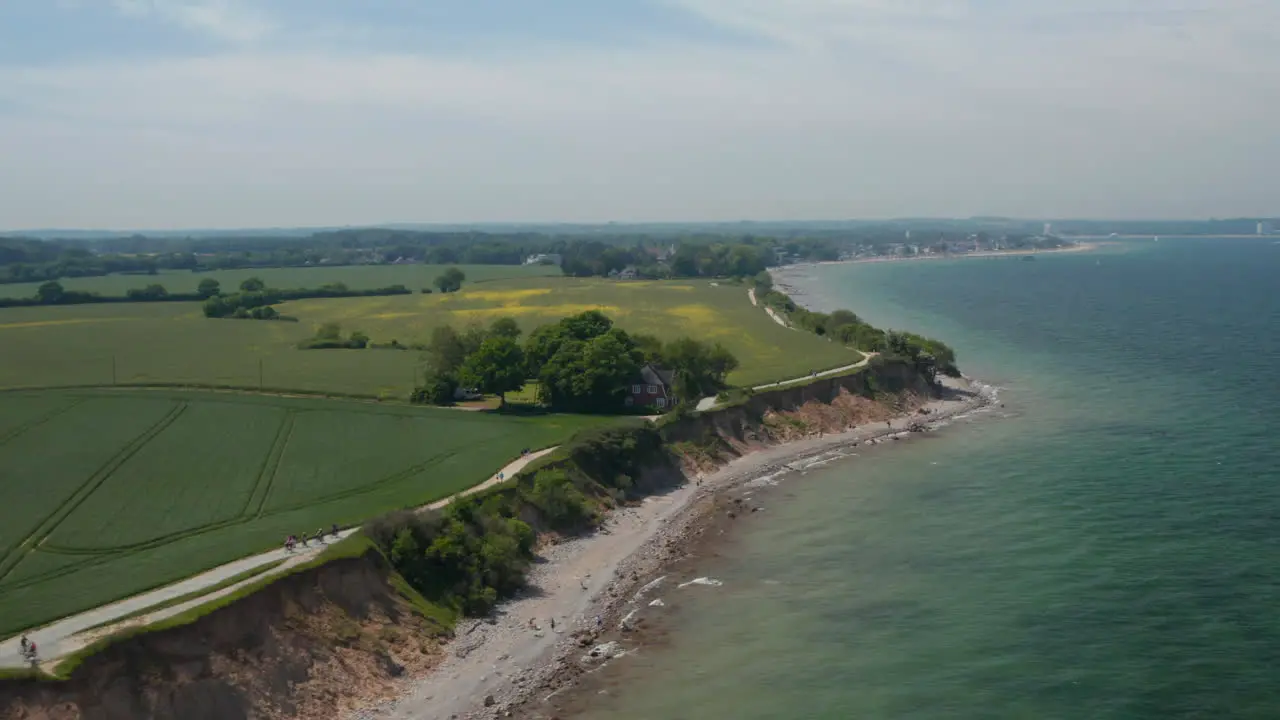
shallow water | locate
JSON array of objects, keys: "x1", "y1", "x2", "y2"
[{"x1": 574, "y1": 238, "x2": 1280, "y2": 720}]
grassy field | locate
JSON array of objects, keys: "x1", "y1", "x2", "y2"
[
  {"x1": 0, "y1": 263, "x2": 559, "y2": 299},
  {"x1": 0, "y1": 388, "x2": 608, "y2": 638},
  {"x1": 0, "y1": 276, "x2": 857, "y2": 394}
]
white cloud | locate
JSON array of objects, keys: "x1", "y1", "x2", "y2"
[
  {"x1": 0, "y1": 1, "x2": 1277, "y2": 227},
  {"x1": 111, "y1": 0, "x2": 272, "y2": 43}
]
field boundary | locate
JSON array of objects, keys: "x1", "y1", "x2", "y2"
[{"x1": 0, "y1": 403, "x2": 188, "y2": 582}]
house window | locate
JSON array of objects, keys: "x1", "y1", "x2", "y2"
[
  {"x1": 632, "y1": 385, "x2": 641, "y2": 394},
  {"x1": 656, "y1": 398, "x2": 666, "y2": 408},
  {"x1": 647, "y1": 385, "x2": 657, "y2": 394}
]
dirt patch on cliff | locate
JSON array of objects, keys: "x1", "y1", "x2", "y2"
[
  {"x1": 763, "y1": 388, "x2": 928, "y2": 441},
  {"x1": 0, "y1": 553, "x2": 447, "y2": 720}
]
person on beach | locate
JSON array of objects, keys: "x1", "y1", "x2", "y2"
[
  {"x1": 19, "y1": 636, "x2": 29, "y2": 654},
  {"x1": 550, "y1": 618, "x2": 556, "y2": 631}
]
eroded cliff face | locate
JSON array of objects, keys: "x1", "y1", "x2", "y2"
[
  {"x1": 0, "y1": 361, "x2": 937, "y2": 720},
  {"x1": 660, "y1": 361, "x2": 938, "y2": 471},
  {"x1": 0, "y1": 554, "x2": 446, "y2": 720}
]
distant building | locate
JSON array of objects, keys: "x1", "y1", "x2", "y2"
[
  {"x1": 524, "y1": 253, "x2": 562, "y2": 266},
  {"x1": 624, "y1": 364, "x2": 676, "y2": 410},
  {"x1": 1259, "y1": 221, "x2": 1274, "y2": 236}
]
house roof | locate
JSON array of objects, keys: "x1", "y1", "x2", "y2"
[{"x1": 639, "y1": 364, "x2": 674, "y2": 388}]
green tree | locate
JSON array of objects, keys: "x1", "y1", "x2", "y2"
[
  {"x1": 36, "y1": 281, "x2": 64, "y2": 304},
  {"x1": 537, "y1": 328, "x2": 642, "y2": 412},
  {"x1": 459, "y1": 336, "x2": 526, "y2": 406},
  {"x1": 561, "y1": 310, "x2": 613, "y2": 340},
  {"x1": 239, "y1": 276, "x2": 266, "y2": 292},
  {"x1": 348, "y1": 330, "x2": 370, "y2": 349},
  {"x1": 489, "y1": 316, "x2": 522, "y2": 340},
  {"x1": 752, "y1": 271, "x2": 773, "y2": 294},
  {"x1": 664, "y1": 338, "x2": 739, "y2": 399},
  {"x1": 630, "y1": 333, "x2": 666, "y2": 365},
  {"x1": 426, "y1": 325, "x2": 469, "y2": 373},
  {"x1": 434, "y1": 267, "x2": 466, "y2": 293},
  {"x1": 196, "y1": 278, "x2": 221, "y2": 298},
  {"x1": 411, "y1": 370, "x2": 458, "y2": 405},
  {"x1": 317, "y1": 322, "x2": 342, "y2": 341},
  {"x1": 126, "y1": 284, "x2": 169, "y2": 301}
]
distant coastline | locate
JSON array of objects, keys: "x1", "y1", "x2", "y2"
[{"x1": 782, "y1": 241, "x2": 1101, "y2": 271}]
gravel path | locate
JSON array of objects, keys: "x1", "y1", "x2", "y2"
[{"x1": 0, "y1": 448, "x2": 558, "y2": 670}]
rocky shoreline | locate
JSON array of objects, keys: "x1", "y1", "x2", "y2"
[{"x1": 469, "y1": 377, "x2": 998, "y2": 720}]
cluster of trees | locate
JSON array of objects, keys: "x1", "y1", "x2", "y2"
[
  {"x1": 884, "y1": 331, "x2": 959, "y2": 382},
  {"x1": 413, "y1": 311, "x2": 737, "y2": 412},
  {"x1": 367, "y1": 425, "x2": 666, "y2": 616},
  {"x1": 751, "y1": 273, "x2": 958, "y2": 379},
  {"x1": 669, "y1": 242, "x2": 770, "y2": 278},
  {"x1": 200, "y1": 277, "x2": 410, "y2": 319},
  {"x1": 434, "y1": 267, "x2": 466, "y2": 293},
  {"x1": 1, "y1": 230, "x2": 842, "y2": 286},
  {"x1": 364, "y1": 505, "x2": 534, "y2": 616},
  {"x1": 297, "y1": 323, "x2": 370, "y2": 349}
]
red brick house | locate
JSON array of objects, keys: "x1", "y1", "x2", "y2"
[{"x1": 625, "y1": 364, "x2": 677, "y2": 409}]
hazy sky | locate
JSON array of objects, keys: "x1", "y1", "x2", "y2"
[{"x1": 1, "y1": 0, "x2": 1277, "y2": 229}]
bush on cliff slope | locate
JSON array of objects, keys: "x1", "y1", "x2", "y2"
[{"x1": 366, "y1": 424, "x2": 672, "y2": 616}]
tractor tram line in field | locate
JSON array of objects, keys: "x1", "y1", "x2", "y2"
[
  {"x1": 245, "y1": 410, "x2": 297, "y2": 519},
  {"x1": 0, "y1": 386, "x2": 604, "y2": 638},
  {"x1": 0, "y1": 397, "x2": 86, "y2": 448},
  {"x1": 0, "y1": 402, "x2": 190, "y2": 584}
]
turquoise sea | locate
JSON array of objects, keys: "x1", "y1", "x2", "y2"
[{"x1": 572, "y1": 238, "x2": 1280, "y2": 720}]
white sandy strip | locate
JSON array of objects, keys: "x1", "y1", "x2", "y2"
[
  {"x1": 0, "y1": 448, "x2": 558, "y2": 670},
  {"x1": 748, "y1": 287, "x2": 758, "y2": 307},
  {"x1": 763, "y1": 305, "x2": 790, "y2": 328},
  {"x1": 357, "y1": 376, "x2": 993, "y2": 720}
]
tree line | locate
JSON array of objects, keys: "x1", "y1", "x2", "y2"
[
  {"x1": 0, "y1": 280, "x2": 206, "y2": 309},
  {"x1": 200, "y1": 277, "x2": 412, "y2": 319},
  {"x1": 412, "y1": 310, "x2": 737, "y2": 413},
  {"x1": 751, "y1": 273, "x2": 959, "y2": 382}
]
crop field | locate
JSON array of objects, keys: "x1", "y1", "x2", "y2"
[
  {"x1": 0, "y1": 263, "x2": 559, "y2": 299},
  {"x1": 0, "y1": 276, "x2": 857, "y2": 395},
  {"x1": 0, "y1": 388, "x2": 607, "y2": 637}
]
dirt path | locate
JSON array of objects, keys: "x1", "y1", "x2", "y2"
[
  {"x1": 0, "y1": 448, "x2": 558, "y2": 670},
  {"x1": 694, "y1": 352, "x2": 873, "y2": 412}
]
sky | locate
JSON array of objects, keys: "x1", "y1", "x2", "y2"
[{"x1": 0, "y1": 0, "x2": 1277, "y2": 230}]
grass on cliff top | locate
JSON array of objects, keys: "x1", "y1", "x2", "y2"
[
  {"x1": 40, "y1": 533, "x2": 454, "y2": 682},
  {"x1": 0, "y1": 276, "x2": 856, "y2": 396},
  {"x1": 0, "y1": 387, "x2": 606, "y2": 639}
]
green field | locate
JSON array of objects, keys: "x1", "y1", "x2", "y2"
[
  {"x1": 0, "y1": 388, "x2": 607, "y2": 637},
  {"x1": 0, "y1": 263, "x2": 559, "y2": 299},
  {"x1": 0, "y1": 276, "x2": 856, "y2": 395}
]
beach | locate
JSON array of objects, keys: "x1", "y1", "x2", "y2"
[{"x1": 351, "y1": 374, "x2": 996, "y2": 720}]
